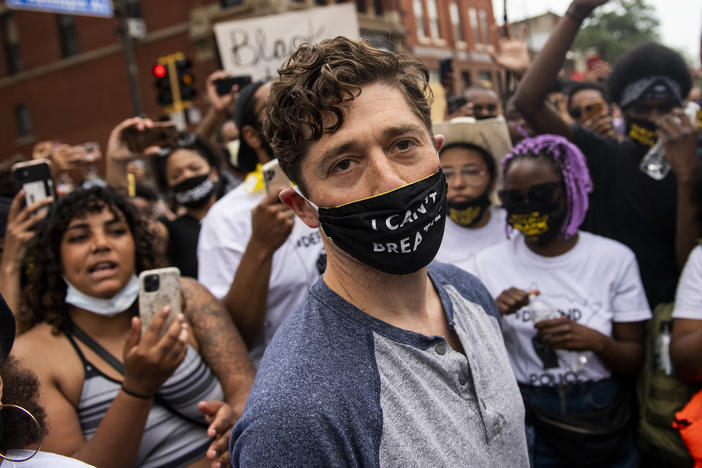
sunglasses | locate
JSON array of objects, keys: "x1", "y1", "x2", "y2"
[
  {"x1": 569, "y1": 99, "x2": 606, "y2": 120},
  {"x1": 498, "y1": 182, "x2": 562, "y2": 208}
]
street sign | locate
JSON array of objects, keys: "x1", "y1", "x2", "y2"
[{"x1": 7, "y1": 0, "x2": 114, "y2": 18}]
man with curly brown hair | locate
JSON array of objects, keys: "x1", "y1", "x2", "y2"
[{"x1": 229, "y1": 37, "x2": 528, "y2": 467}]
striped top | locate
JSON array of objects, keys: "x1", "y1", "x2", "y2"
[{"x1": 66, "y1": 335, "x2": 225, "y2": 468}]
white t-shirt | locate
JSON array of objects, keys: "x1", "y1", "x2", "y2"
[
  {"x1": 673, "y1": 245, "x2": 702, "y2": 319},
  {"x1": 2, "y1": 450, "x2": 94, "y2": 467},
  {"x1": 197, "y1": 183, "x2": 324, "y2": 367},
  {"x1": 435, "y1": 206, "x2": 507, "y2": 273},
  {"x1": 473, "y1": 231, "x2": 651, "y2": 387}
]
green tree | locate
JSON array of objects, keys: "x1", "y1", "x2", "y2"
[{"x1": 573, "y1": 0, "x2": 660, "y2": 62}]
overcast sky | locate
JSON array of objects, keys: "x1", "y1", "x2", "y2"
[{"x1": 493, "y1": 0, "x2": 701, "y2": 66}]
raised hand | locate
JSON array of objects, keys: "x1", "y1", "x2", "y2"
[
  {"x1": 250, "y1": 190, "x2": 295, "y2": 257},
  {"x1": 206, "y1": 70, "x2": 239, "y2": 115},
  {"x1": 105, "y1": 117, "x2": 159, "y2": 163},
  {"x1": 122, "y1": 306, "x2": 189, "y2": 397},
  {"x1": 489, "y1": 23, "x2": 530, "y2": 77}
]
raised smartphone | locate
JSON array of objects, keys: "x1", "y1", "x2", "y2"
[
  {"x1": 123, "y1": 122, "x2": 178, "y2": 153},
  {"x1": 12, "y1": 159, "x2": 55, "y2": 212},
  {"x1": 262, "y1": 158, "x2": 291, "y2": 196},
  {"x1": 215, "y1": 75, "x2": 252, "y2": 96},
  {"x1": 138, "y1": 267, "x2": 181, "y2": 336}
]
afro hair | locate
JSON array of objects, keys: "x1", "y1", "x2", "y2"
[{"x1": 608, "y1": 42, "x2": 691, "y2": 107}]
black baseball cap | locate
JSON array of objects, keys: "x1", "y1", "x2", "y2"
[
  {"x1": 232, "y1": 79, "x2": 268, "y2": 173},
  {"x1": 0, "y1": 293, "x2": 16, "y2": 360}
]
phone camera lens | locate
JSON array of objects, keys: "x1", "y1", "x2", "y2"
[{"x1": 144, "y1": 274, "x2": 159, "y2": 292}]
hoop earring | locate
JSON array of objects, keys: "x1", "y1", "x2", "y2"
[{"x1": 0, "y1": 404, "x2": 42, "y2": 462}]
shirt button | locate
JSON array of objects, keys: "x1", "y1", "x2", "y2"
[
  {"x1": 458, "y1": 374, "x2": 467, "y2": 385},
  {"x1": 435, "y1": 342, "x2": 447, "y2": 355}
]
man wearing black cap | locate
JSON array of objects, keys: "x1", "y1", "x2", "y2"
[
  {"x1": 512, "y1": 0, "x2": 699, "y2": 310},
  {"x1": 197, "y1": 80, "x2": 325, "y2": 367}
]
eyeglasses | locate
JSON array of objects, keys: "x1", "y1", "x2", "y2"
[
  {"x1": 498, "y1": 182, "x2": 562, "y2": 207},
  {"x1": 443, "y1": 166, "x2": 488, "y2": 186}
]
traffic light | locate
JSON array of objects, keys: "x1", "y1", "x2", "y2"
[
  {"x1": 175, "y1": 58, "x2": 196, "y2": 102},
  {"x1": 152, "y1": 62, "x2": 173, "y2": 106}
]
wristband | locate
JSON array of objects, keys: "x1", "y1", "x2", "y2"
[{"x1": 121, "y1": 384, "x2": 155, "y2": 400}]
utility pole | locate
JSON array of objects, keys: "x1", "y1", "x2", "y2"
[{"x1": 115, "y1": 0, "x2": 143, "y2": 116}]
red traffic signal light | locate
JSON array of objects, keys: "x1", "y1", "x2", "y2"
[{"x1": 152, "y1": 64, "x2": 167, "y2": 78}]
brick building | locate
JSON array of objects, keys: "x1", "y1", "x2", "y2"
[{"x1": 0, "y1": 0, "x2": 498, "y2": 159}]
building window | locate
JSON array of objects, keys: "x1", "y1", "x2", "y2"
[
  {"x1": 427, "y1": 0, "x2": 441, "y2": 39},
  {"x1": 15, "y1": 104, "x2": 33, "y2": 138},
  {"x1": 56, "y1": 15, "x2": 78, "y2": 58},
  {"x1": 1, "y1": 13, "x2": 22, "y2": 75},
  {"x1": 468, "y1": 8, "x2": 480, "y2": 45},
  {"x1": 356, "y1": 0, "x2": 366, "y2": 12},
  {"x1": 478, "y1": 70, "x2": 493, "y2": 85},
  {"x1": 413, "y1": 0, "x2": 426, "y2": 38},
  {"x1": 479, "y1": 10, "x2": 489, "y2": 45},
  {"x1": 449, "y1": 2, "x2": 462, "y2": 42},
  {"x1": 373, "y1": 0, "x2": 383, "y2": 16}
]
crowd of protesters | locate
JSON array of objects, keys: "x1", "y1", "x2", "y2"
[{"x1": 1, "y1": 0, "x2": 702, "y2": 466}]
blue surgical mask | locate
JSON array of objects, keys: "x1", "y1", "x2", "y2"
[{"x1": 65, "y1": 274, "x2": 139, "y2": 316}]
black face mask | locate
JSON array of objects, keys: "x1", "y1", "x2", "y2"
[
  {"x1": 315, "y1": 170, "x2": 448, "y2": 275},
  {"x1": 506, "y1": 199, "x2": 567, "y2": 246},
  {"x1": 447, "y1": 192, "x2": 491, "y2": 227},
  {"x1": 625, "y1": 117, "x2": 658, "y2": 151},
  {"x1": 172, "y1": 174, "x2": 217, "y2": 209}
]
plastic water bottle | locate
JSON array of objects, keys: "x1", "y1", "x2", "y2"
[
  {"x1": 654, "y1": 321, "x2": 673, "y2": 376},
  {"x1": 530, "y1": 294, "x2": 592, "y2": 374},
  {"x1": 639, "y1": 101, "x2": 700, "y2": 180}
]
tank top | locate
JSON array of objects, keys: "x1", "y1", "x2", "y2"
[{"x1": 65, "y1": 327, "x2": 225, "y2": 468}]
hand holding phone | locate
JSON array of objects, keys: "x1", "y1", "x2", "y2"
[
  {"x1": 214, "y1": 75, "x2": 252, "y2": 96},
  {"x1": 138, "y1": 267, "x2": 182, "y2": 337},
  {"x1": 12, "y1": 159, "x2": 55, "y2": 213},
  {"x1": 262, "y1": 159, "x2": 291, "y2": 196},
  {"x1": 123, "y1": 122, "x2": 178, "y2": 153}
]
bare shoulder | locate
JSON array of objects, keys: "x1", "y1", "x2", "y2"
[{"x1": 13, "y1": 323, "x2": 82, "y2": 390}]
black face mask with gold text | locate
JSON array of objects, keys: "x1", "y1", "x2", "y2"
[
  {"x1": 625, "y1": 117, "x2": 658, "y2": 154},
  {"x1": 447, "y1": 193, "x2": 491, "y2": 227},
  {"x1": 506, "y1": 199, "x2": 567, "y2": 246}
]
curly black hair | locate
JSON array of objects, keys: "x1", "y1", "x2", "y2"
[
  {"x1": 0, "y1": 355, "x2": 47, "y2": 452},
  {"x1": 608, "y1": 42, "x2": 692, "y2": 107},
  {"x1": 22, "y1": 186, "x2": 165, "y2": 333}
]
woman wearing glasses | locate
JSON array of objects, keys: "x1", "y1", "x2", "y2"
[
  {"x1": 433, "y1": 117, "x2": 513, "y2": 272},
  {"x1": 473, "y1": 134, "x2": 650, "y2": 468},
  {"x1": 105, "y1": 118, "x2": 236, "y2": 278}
]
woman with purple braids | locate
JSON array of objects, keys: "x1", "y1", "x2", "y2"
[{"x1": 473, "y1": 134, "x2": 651, "y2": 468}]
